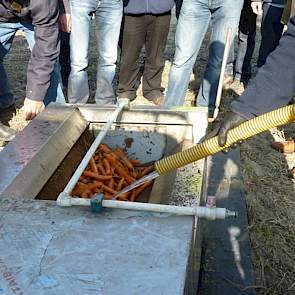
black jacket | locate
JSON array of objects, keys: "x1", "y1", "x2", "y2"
[
  {"x1": 231, "y1": 16, "x2": 295, "y2": 118},
  {"x1": 0, "y1": 0, "x2": 60, "y2": 101},
  {"x1": 251, "y1": 0, "x2": 286, "y2": 6}
]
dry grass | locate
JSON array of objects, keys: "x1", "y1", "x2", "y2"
[
  {"x1": 213, "y1": 87, "x2": 295, "y2": 295},
  {"x1": 240, "y1": 126, "x2": 295, "y2": 295}
]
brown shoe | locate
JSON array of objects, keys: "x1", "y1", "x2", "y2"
[
  {"x1": 288, "y1": 167, "x2": 295, "y2": 179},
  {"x1": 151, "y1": 95, "x2": 164, "y2": 106},
  {"x1": 271, "y1": 139, "x2": 295, "y2": 153}
]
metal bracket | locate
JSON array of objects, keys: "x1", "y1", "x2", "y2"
[{"x1": 90, "y1": 193, "x2": 104, "y2": 213}]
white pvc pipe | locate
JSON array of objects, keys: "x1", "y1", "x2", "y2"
[
  {"x1": 208, "y1": 28, "x2": 232, "y2": 123},
  {"x1": 57, "y1": 192, "x2": 236, "y2": 220},
  {"x1": 60, "y1": 99, "x2": 129, "y2": 196}
]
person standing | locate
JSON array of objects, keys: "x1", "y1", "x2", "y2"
[
  {"x1": 67, "y1": 0, "x2": 123, "y2": 104},
  {"x1": 117, "y1": 0, "x2": 174, "y2": 104},
  {"x1": 251, "y1": 0, "x2": 285, "y2": 68},
  {"x1": 209, "y1": 15, "x2": 295, "y2": 176},
  {"x1": 0, "y1": 0, "x2": 66, "y2": 140},
  {"x1": 227, "y1": 0, "x2": 257, "y2": 87},
  {"x1": 164, "y1": 0, "x2": 243, "y2": 111}
]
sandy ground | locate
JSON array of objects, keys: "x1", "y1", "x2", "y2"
[{"x1": 1, "y1": 11, "x2": 295, "y2": 295}]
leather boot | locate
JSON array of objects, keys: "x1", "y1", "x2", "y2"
[
  {"x1": 0, "y1": 122, "x2": 16, "y2": 141},
  {"x1": 271, "y1": 139, "x2": 295, "y2": 153},
  {"x1": 288, "y1": 167, "x2": 295, "y2": 179}
]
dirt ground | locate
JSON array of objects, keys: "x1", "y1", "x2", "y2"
[{"x1": 1, "y1": 12, "x2": 295, "y2": 295}]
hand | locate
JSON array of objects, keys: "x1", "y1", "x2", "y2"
[
  {"x1": 59, "y1": 13, "x2": 71, "y2": 33},
  {"x1": 207, "y1": 111, "x2": 246, "y2": 147},
  {"x1": 23, "y1": 98, "x2": 45, "y2": 120},
  {"x1": 251, "y1": 1, "x2": 263, "y2": 15}
]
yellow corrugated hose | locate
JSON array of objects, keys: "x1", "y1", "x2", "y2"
[{"x1": 155, "y1": 104, "x2": 295, "y2": 175}]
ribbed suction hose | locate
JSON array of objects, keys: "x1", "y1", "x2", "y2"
[{"x1": 155, "y1": 104, "x2": 295, "y2": 175}]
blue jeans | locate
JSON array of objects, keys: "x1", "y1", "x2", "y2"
[
  {"x1": 164, "y1": 0, "x2": 243, "y2": 109},
  {"x1": 0, "y1": 22, "x2": 65, "y2": 109},
  {"x1": 68, "y1": 0, "x2": 123, "y2": 104}
]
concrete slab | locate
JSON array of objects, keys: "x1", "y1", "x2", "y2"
[
  {"x1": 0, "y1": 197, "x2": 196, "y2": 295},
  {"x1": 198, "y1": 149, "x2": 256, "y2": 295}
]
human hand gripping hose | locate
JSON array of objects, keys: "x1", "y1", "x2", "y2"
[{"x1": 113, "y1": 104, "x2": 295, "y2": 198}]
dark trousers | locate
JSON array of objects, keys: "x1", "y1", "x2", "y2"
[
  {"x1": 117, "y1": 13, "x2": 171, "y2": 100},
  {"x1": 175, "y1": 0, "x2": 183, "y2": 19},
  {"x1": 234, "y1": 0, "x2": 257, "y2": 82},
  {"x1": 257, "y1": 3, "x2": 284, "y2": 67},
  {"x1": 60, "y1": 31, "x2": 71, "y2": 90}
]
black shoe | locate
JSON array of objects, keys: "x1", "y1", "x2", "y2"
[{"x1": 0, "y1": 122, "x2": 16, "y2": 141}]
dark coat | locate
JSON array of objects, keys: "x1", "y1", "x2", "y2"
[
  {"x1": 231, "y1": 16, "x2": 295, "y2": 118},
  {"x1": 252, "y1": 0, "x2": 286, "y2": 6},
  {"x1": 0, "y1": 0, "x2": 60, "y2": 102}
]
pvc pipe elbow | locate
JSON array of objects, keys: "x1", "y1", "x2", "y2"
[{"x1": 57, "y1": 192, "x2": 72, "y2": 206}]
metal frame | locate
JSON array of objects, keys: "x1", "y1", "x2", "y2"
[
  {"x1": 0, "y1": 103, "x2": 208, "y2": 200},
  {"x1": 0, "y1": 105, "x2": 88, "y2": 198}
]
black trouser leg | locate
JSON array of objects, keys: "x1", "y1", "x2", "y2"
[
  {"x1": 175, "y1": 0, "x2": 183, "y2": 19},
  {"x1": 257, "y1": 3, "x2": 284, "y2": 67},
  {"x1": 117, "y1": 15, "x2": 146, "y2": 99},
  {"x1": 235, "y1": 0, "x2": 257, "y2": 82},
  {"x1": 59, "y1": 31, "x2": 71, "y2": 91},
  {"x1": 143, "y1": 12, "x2": 171, "y2": 100}
]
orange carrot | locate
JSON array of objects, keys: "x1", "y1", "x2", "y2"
[
  {"x1": 75, "y1": 182, "x2": 92, "y2": 198},
  {"x1": 79, "y1": 176, "x2": 89, "y2": 184},
  {"x1": 90, "y1": 157, "x2": 99, "y2": 174},
  {"x1": 99, "y1": 143, "x2": 113, "y2": 154},
  {"x1": 130, "y1": 159, "x2": 141, "y2": 165},
  {"x1": 71, "y1": 182, "x2": 88, "y2": 196},
  {"x1": 116, "y1": 177, "x2": 125, "y2": 191},
  {"x1": 103, "y1": 193, "x2": 113, "y2": 200},
  {"x1": 130, "y1": 190, "x2": 137, "y2": 202},
  {"x1": 92, "y1": 187, "x2": 101, "y2": 193},
  {"x1": 107, "y1": 178, "x2": 115, "y2": 190},
  {"x1": 96, "y1": 163, "x2": 106, "y2": 175},
  {"x1": 94, "y1": 155, "x2": 100, "y2": 161},
  {"x1": 103, "y1": 158, "x2": 111, "y2": 175},
  {"x1": 130, "y1": 181, "x2": 153, "y2": 202},
  {"x1": 105, "y1": 153, "x2": 117, "y2": 167},
  {"x1": 87, "y1": 181, "x2": 102, "y2": 192},
  {"x1": 118, "y1": 193, "x2": 129, "y2": 201},
  {"x1": 74, "y1": 143, "x2": 152, "y2": 201},
  {"x1": 114, "y1": 148, "x2": 134, "y2": 170},
  {"x1": 140, "y1": 165, "x2": 154, "y2": 177},
  {"x1": 115, "y1": 165, "x2": 135, "y2": 184},
  {"x1": 132, "y1": 170, "x2": 138, "y2": 179},
  {"x1": 83, "y1": 171, "x2": 112, "y2": 181},
  {"x1": 81, "y1": 192, "x2": 91, "y2": 198},
  {"x1": 101, "y1": 184, "x2": 117, "y2": 195}
]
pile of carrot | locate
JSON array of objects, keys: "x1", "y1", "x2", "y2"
[{"x1": 71, "y1": 143, "x2": 154, "y2": 202}]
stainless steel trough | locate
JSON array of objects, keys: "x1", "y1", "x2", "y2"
[{"x1": 0, "y1": 103, "x2": 209, "y2": 295}]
